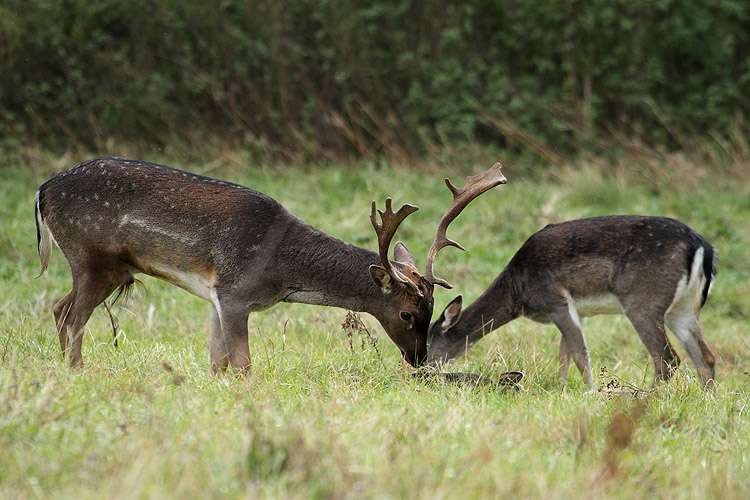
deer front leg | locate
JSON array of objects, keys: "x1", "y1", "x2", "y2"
[
  {"x1": 549, "y1": 307, "x2": 593, "y2": 385},
  {"x1": 557, "y1": 317, "x2": 589, "y2": 382},
  {"x1": 557, "y1": 336, "x2": 572, "y2": 382},
  {"x1": 209, "y1": 299, "x2": 251, "y2": 375}
]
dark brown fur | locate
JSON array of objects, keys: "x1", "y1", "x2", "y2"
[{"x1": 37, "y1": 158, "x2": 434, "y2": 370}]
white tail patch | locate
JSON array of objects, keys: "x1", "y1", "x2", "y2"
[
  {"x1": 665, "y1": 246, "x2": 705, "y2": 343},
  {"x1": 669, "y1": 247, "x2": 705, "y2": 311}
]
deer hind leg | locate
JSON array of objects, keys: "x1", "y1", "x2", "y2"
[
  {"x1": 53, "y1": 270, "x2": 123, "y2": 367},
  {"x1": 557, "y1": 317, "x2": 587, "y2": 382},
  {"x1": 666, "y1": 310, "x2": 715, "y2": 388},
  {"x1": 53, "y1": 290, "x2": 75, "y2": 354},
  {"x1": 622, "y1": 305, "x2": 680, "y2": 386},
  {"x1": 549, "y1": 307, "x2": 593, "y2": 385},
  {"x1": 210, "y1": 297, "x2": 251, "y2": 375}
]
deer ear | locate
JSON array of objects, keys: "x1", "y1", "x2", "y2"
[
  {"x1": 369, "y1": 264, "x2": 394, "y2": 293},
  {"x1": 393, "y1": 241, "x2": 416, "y2": 267},
  {"x1": 439, "y1": 295, "x2": 463, "y2": 330}
]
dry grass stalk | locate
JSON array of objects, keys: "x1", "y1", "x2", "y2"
[{"x1": 341, "y1": 311, "x2": 384, "y2": 366}]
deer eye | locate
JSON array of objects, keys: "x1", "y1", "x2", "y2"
[{"x1": 400, "y1": 312, "x2": 412, "y2": 322}]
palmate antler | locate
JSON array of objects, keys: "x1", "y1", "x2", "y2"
[{"x1": 424, "y1": 162, "x2": 507, "y2": 289}]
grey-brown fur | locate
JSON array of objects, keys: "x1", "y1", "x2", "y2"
[{"x1": 427, "y1": 216, "x2": 717, "y2": 387}]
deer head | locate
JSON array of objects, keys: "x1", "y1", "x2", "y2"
[{"x1": 368, "y1": 163, "x2": 507, "y2": 366}]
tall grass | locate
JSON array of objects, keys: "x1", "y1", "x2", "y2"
[{"x1": 1, "y1": 155, "x2": 749, "y2": 499}]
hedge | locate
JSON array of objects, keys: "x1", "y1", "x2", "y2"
[{"x1": 1, "y1": 0, "x2": 748, "y2": 161}]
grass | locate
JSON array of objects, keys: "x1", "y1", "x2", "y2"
[{"x1": 2, "y1": 155, "x2": 750, "y2": 499}]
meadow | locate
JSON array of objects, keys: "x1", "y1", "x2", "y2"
[{"x1": 1, "y1": 155, "x2": 749, "y2": 499}]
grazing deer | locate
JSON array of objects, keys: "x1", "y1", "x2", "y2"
[
  {"x1": 427, "y1": 216, "x2": 718, "y2": 387},
  {"x1": 35, "y1": 157, "x2": 506, "y2": 372}
]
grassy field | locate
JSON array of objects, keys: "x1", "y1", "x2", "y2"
[{"x1": 1, "y1": 155, "x2": 749, "y2": 499}]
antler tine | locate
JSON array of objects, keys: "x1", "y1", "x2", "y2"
[
  {"x1": 425, "y1": 162, "x2": 507, "y2": 289},
  {"x1": 370, "y1": 197, "x2": 419, "y2": 282}
]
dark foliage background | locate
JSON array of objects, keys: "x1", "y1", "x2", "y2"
[{"x1": 1, "y1": 0, "x2": 748, "y2": 163}]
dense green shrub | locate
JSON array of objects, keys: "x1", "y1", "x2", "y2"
[{"x1": 0, "y1": 0, "x2": 748, "y2": 161}]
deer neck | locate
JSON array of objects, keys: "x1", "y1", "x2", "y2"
[
  {"x1": 454, "y1": 269, "x2": 520, "y2": 345},
  {"x1": 279, "y1": 217, "x2": 385, "y2": 315}
]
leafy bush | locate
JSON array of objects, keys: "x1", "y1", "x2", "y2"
[{"x1": 0, "y1": 0, "x2": 748, "y2": 161}]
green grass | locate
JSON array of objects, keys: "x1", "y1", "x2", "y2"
[{"x1": 2, "y1": 157, "x2": 750, "y2": 499}]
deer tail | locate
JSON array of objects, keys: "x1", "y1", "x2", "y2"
[
  {"x1": 700, "y1": 241, "x2": 717, "y2": 308},
  {"x1": 35, "y1": 189, "x2": 52, "y2": 278}
]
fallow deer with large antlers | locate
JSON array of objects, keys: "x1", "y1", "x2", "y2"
[
  {"x1": 36, "y1": 158, "x2": 506, "y2": 372},
  {"x1": 427, "y1": 216, "x2": 717, "y2": 387}
]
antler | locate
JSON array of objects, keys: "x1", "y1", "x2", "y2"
[
  {"x1": 424, "y1": 162, "x2": 507, "y2": 289},
  {"x1": 370, "y1": 197, "x2": 419, "y2": 284}
]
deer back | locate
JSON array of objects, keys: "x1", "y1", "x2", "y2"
[
  {"x1": 36, "y1": 158, "x2": 301, "y2": 296},
  {"x1": 506, "y1": 216, "x2": 716, "y2": 312}
]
